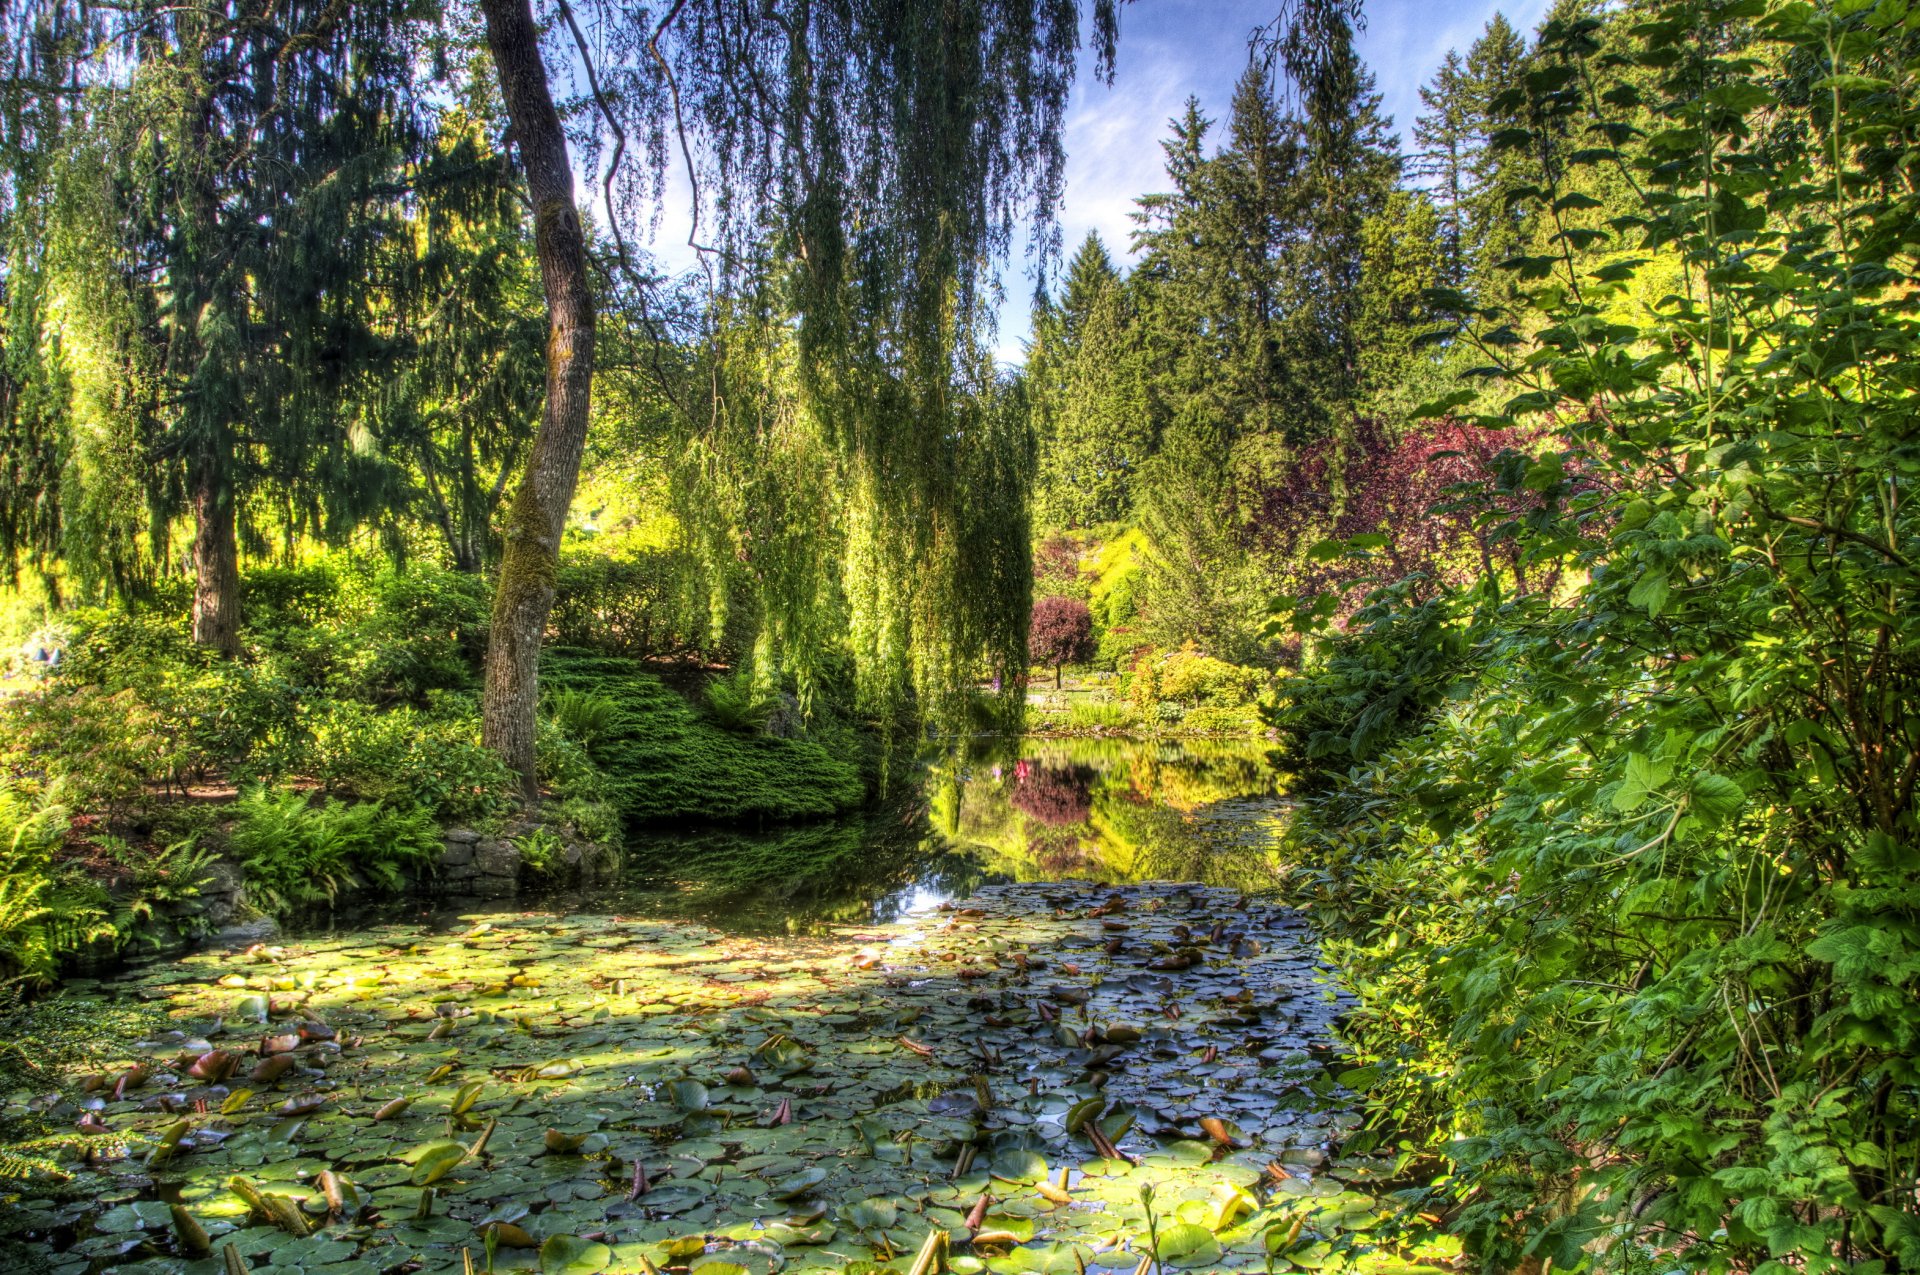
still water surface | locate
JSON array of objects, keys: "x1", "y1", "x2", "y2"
[{"x1": 602, "y1": 734, "x2": 1290, "y2": 933}]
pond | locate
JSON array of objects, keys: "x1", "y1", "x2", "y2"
[
  {"x1": 0, "y1": 736, "x2": 1463, "y2": 1275},
  {"x1": 573, "y1": 735, "x2": 1292, "y2": 935}
]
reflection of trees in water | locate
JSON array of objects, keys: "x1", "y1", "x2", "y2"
[
  {"x1": 620, "y1": 800, "x2": 942, "y2": 932},
  {"x1": 941, "y1": 736, "x2": 1284, "y2": 885},
  {"x1": 610, "y1": 737, "x2": 1286, "y2": 931},
  {"x1": 1009, "y1": 761, "x2": 1095, "y2": 826},
  {"x1": 1026, "y1": 822, "x2": 1099, "y2": 877}
]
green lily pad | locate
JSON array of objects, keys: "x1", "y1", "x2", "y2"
[{"x1": 540, "y1": 1233, "x2": 613, "y2": 1274}]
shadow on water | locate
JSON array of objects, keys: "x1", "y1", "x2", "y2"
[{"x1": 577, "y1": 734, "x2": 1290, "y2": 934}]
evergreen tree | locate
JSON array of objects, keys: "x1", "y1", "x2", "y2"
[
  {"x1": 1412, "y1": 49, "x2": 1471, "y2": 286},
  {"x1": 1030, "y1": 232, "x2": 1152, "y2": 528},
  {"x1": 1461, "y1": 13, "x2": 1532, "y2": 301},
  {"x1": 4, "y1": 0, "x2": 438, "y2": 651}
]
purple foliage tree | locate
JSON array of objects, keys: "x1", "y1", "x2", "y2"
[{"x1": 1030, "y1": 596, "x2": 1096, "y2": 688}]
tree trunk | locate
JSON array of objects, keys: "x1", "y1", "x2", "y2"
[
  {"x1": 478, "y1": 0, "x2": 598, "y2": 799},
  {"x1": 189, "y1": 452, "x2": 242, "y2": 656}
]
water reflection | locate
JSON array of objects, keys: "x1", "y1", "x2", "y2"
[{"x1": 607, "y1": 735, "x2": 1288, "y2": 933}]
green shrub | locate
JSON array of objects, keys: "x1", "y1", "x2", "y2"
[
  {"x1": 550, "y1": 547, "x2": 699, "y2": 657},
  {"x1": 703, "y1": 669, "x2": 775, "y2": 734},
  {"x1": 1263, "y1": 582, "x2": 1467, "y2": 774},
  {"x1": 226, "y1": 786, "x2": 440, "y2": 914},
  {"x1": 301, "y1": 699, "x2": 514, "y2": 824},
  {"x1": 543, "y1": 650, "x2": 865, "y2": 823},
  {"x1": 1035, "y1": 698, "x2": 1136, "y2": 732},
  {"x1": 332, "y1": 564, "x2": 490, "y2": 702},
  {"x1": 0, "y1": 781, "x2": 113, "y2": 987},
  {"x1": 1178, "y1": 705, "x2": 1260, "y2": 735}
]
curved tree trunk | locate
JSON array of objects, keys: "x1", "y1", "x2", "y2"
[{"x1": 478, "y1": 0, "x2": 597, "y2": 798}]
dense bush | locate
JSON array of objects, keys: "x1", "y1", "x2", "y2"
[
  {"x1": 301, "y1": 697, "x2": 515, "y2": 824},
  {"x1": 1264, "y1": 581, "x2": 1467, "y2": 774},
  {"x1": 1126, "y1": 644, "x2": 1268, "y2": 730},
  {"x1": 550, "y1": 547, "x2": 700, "y2": 657},
  {"x1": 1268, "y1": 8, "x2": 1920, "y2": 1272},
  {"x1": 226, "y1": 786, "x2": 440, "y2": 913}
]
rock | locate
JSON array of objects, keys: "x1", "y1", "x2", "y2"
[
  {"x1": 444, "y1": 827, "x2": 480, "y2": 845},
  {"x1": 474, "y1": 839, "x2": 520, "y2": 879},
  {"x1": 441, "y1": 860, "x2": 479, "y2": 883},
  {"x1": 440, "y1": 840, "x2": 474, "y2": 868},
  {"x1": 213, "y1": 918, "x2": 279, "y2": 947},
  {"x1": 470, "y1": 871, "x2": 517, "y2": 900}
]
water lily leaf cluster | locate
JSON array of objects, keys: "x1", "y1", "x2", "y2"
[{"x1": 5, "y1": 884, "x2": 1458, "y2": 1274}]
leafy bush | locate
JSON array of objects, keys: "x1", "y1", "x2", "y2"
[
  {"x1": 226, "y1": 786, "x2": 440, "y2": 914},
  {"x1": 332, "y1": 565, "x2": 490, "y2": 702},
  {"x1": 1264, "y1": 582, "x2": 1467, "y2": 773},
  {"x1": 550, "y1": 547, "x2": 699, "y2": 657},
  {"x1": 514, "y1": 826, "x2": 564, "y2": 879},
  {"x1": 1270, "y1": 8, "x2": 1920, "y2": 1272},
  {"x1": 0, "y1": 781, "x2": 112, "y2": 987},
  {"x1": 301, "y1": 699, "x2": 514, "y2": 824},
  {"x1": 1047, "y1": 698, "x2": 1136, "y2": 732},
  {"x1": 1127, "y1": 644, "x2": 1268, "y2": 727},
  {"x1": 703, "y1": 669, "x2": 776, "y2": 734}
]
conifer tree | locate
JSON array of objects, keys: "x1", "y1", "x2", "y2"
[
  {"x1": 1413, "y1": 50, "x2": 1472, "y2": 286},
  {"x1": 1462, "y1": 13, "x2": 1532, "y2": 300},
  {"x1": 2, "y1": 0, "x2": 438, "y2": 650}
]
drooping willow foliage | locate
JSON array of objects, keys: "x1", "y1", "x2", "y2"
[
  {"x1": 663, "y1": 314, "x2": 1033, "y2": 740},
  {"x1": 562, "y1": 0, "x2": 1124, "y2": 732}
]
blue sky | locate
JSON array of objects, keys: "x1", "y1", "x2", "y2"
[
  {"x1": 1001, "y1": 0, "x2": 1554, "y2": 358},
  {"x1": 635, "y1": 0, "x2": 1556, "y2": 361}
]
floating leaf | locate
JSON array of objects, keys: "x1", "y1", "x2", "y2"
[
  {"x1": 408, "y1": 1141, "x2": 468, "y2": 1186},
  {"x1": 1153, "y1": 1222, "x2": 1224, "y2": 1269},
  {"x1": 540, "y1": 1233, "x2": 614, "y2": 1275},
  {"x1": 989, "y1": 1148, "x2": 1048, "y2": 1185},
  {"x1": 770, "y1": 1167, "x2": 827, "y2": 1199}
]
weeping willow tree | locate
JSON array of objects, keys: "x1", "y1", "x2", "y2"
[
  {"x1": 0, "y1": 0, "x2": 439, "y2": 645},
  {"x1": 474, "y1": 0, "x2": 1127, "y2": 790},
  {"x1": 666, "y1": 315, "x2": 1035, "y2": 740}
]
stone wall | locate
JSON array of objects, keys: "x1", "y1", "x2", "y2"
[{"x1": 429, "y1": 819, "x2": 620, "y2": 899}]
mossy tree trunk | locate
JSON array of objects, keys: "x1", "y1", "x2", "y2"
[{"x1": 477, "y1": 0, "x2": 597, "y2": 798}]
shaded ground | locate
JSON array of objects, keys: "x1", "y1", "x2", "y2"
[{"x1": 4, "y1": 882, "x2": 1458, "y2": 1274}]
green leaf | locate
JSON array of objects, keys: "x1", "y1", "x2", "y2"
[
  {"x1": 1153, "y1": 1222, "x2": 1224, "y2": 1269},
  {"x1": 1687, "y1": 773, "x2": 1743, "y2": 824},
  {"x1": 540, "y1": 1233, "x2": 613, "y2": 1275},
  {"x1": 408, "y1": 1142, "x2": 468, "y2": 1186},
  {"x1": 1627, "y1": 569, "x2": 1670, "y2": 617}
]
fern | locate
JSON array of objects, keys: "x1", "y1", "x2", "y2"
[
  {"x1": 542, "y1": 688, "x2": 621, "y2": 745},
  {"x1": 228, "y1": 786, "x2": 439, "y2": 915},
  {"x1": 0, "y1": 780, "x2": 112, "y2": 986},
  {"x1": 703, "y1": 669, "x2": 776, "y2": 734}
]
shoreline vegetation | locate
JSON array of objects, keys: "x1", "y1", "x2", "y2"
[{"x1": 0, "y1": 0, "x2": 1915, "y2": 1271}]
